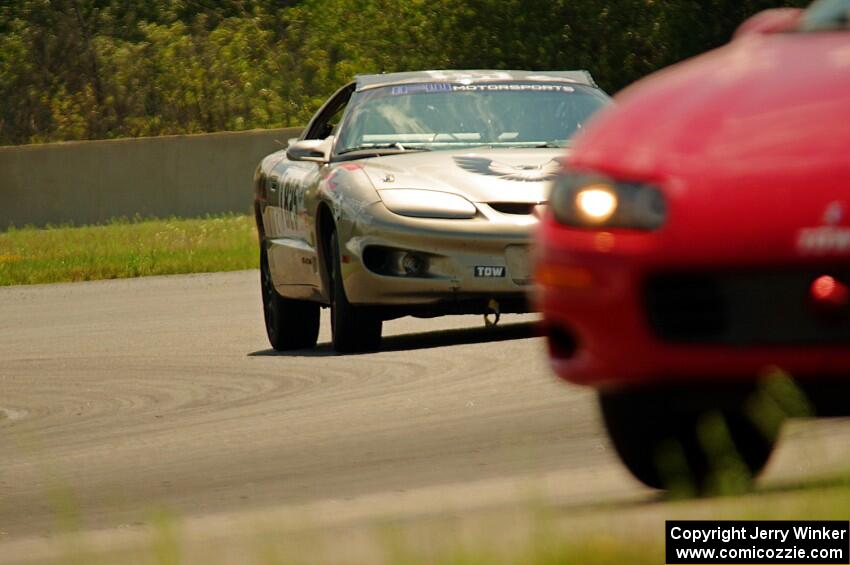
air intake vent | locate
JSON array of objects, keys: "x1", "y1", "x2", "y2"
[
  {"x1": 644, "y1": 269, "x2": 850, "y2": 345},
  {"x1": 644, "y1": 274, "x2": 727, "y2": 343},
  {"x1": 489, "y1": 202, "x2": 535, "y2": 215}
]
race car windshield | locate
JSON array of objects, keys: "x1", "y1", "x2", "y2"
[
  {"x1": 800, "y1": 0, "x2": 849, "y2": 31},
  {"x1": 335, "y1": 82, "x2": 610, "y2": 155}
]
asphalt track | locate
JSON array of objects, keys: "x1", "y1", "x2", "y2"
[{"x1": 2, "y1": 271, "x2": 850, "y2": 560}]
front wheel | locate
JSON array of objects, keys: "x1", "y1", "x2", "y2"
[
  {"x1": 328, "y1": 231, "x2": 382, "y2": 353},
  {"x1": 599, "y1": 385, "x2": 779, "y2": 494},
  {"x1": 260, "y1": 247, "x2": 320, "y2": 351}
]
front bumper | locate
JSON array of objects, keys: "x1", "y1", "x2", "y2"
[
  {"x1": 534, "y1": 222, "x2": 850, "y2": 389},
  {"x1": 339, "y1": 202, "x2": 536, "y2": 309}
]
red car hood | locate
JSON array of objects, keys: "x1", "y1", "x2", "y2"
[
  {"x1": 573, "y1": 32, "x2": 850, "y2": 181},
  {"x1": 567, "y1": 31, "x2": 850, "y2": 265}
]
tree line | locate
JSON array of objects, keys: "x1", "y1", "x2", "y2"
[{"x1": 0, "y1": 0, "x2": 807, "y2": 146}]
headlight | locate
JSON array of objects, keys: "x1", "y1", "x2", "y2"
[
  {"x1": 574, "y1": 185, "x2": 618, "y2": 223},
  {"x1": 379, "y1": 189, "x2": 477, "y2": 219},
  {"x1": 549, "y1": 173, "x2": 666, "y2": 230}
]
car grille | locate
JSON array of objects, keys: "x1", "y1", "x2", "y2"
[{"x1": 644, "y1": 269, "x2": 850, "y2": 345}]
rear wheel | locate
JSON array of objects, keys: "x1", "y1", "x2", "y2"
[
  {"x1": 328, "y1": 231, "x2": 382, "y2": 353},
  {"x1": 599, "y1": 385, "x2": 778, "y2": 494},
  {"x1": 260, "y1": 247, "x2": 320, "y2": 351}
]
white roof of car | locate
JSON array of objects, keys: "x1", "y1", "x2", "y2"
[{"x1": 355, "y1": 70, "x2": 598, "y2": 91}]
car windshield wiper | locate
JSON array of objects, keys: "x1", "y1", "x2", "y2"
[{"x1": 337, "y1": 143, "x2": 432, "y2": 155}]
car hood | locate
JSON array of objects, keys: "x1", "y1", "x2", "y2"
[
  {"x1": 572, "y1": 32, "x2": 850, "y2": 181},
  {"x1": 356, "y1": 147, "x2": 566, "y2": 204},
  {"x1": 567, "y1": 32, "x2": 850, "y2": 263}
]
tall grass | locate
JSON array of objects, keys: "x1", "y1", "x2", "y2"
[
  {"x1": 37, "y1": 481, "x2": 849, "y2": 565},
  {"x1": 0, "y1": 215, "x2": 258, "y2": 286}
]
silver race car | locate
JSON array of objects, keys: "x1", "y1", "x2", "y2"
[{"x1": 254, "y1": 70, "x2": 610, "y2": 352}]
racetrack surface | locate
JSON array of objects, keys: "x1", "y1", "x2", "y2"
[{"x1": 2, "y1": 271, "x2": 850, "y2": 561}]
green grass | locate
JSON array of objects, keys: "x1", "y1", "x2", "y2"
[
  {"x1": 24, "y1": 475, "x2": 849, "y2": 565},
  {"x1": 0, "y1": 215, "x2": 258, "y2": 286}
]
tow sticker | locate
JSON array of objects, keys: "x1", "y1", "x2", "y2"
[{"x1": 475, "y1": 266, "x2": 506, "y2": 278}]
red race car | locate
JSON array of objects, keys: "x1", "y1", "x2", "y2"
[{"x1": 535, "y1": 0, "x2": 850, "y2": 492}]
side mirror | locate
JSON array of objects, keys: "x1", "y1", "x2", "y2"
[
  {"x1": 287, "y1": 136, "x2": 334, "y2": 163},
  {"x1": 734, "y1": 8, "x2": 803, "y2": 39}
]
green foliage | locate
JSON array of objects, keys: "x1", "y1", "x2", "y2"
[{"x1": 0, "y1": 0, "x2": 810, "y2": 146}]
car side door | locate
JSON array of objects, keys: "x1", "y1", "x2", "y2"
[{"x1": 265, "y1": 84, "x2": 354, "y2": 297}]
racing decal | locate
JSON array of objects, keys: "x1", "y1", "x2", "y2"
[
  {"x1": 325, "y1": 170, "x2": 342, "y2": 191},
  {"x1": 454, "y1": 156, "x2": 561, "y2": 182},
  {"x1": 279, "y1": 169, "x2": 308, "y2": 232},
  {"x1": 452, "y1": 84, "x2": 575, "y2": 92},
  {"x1": 322, "y1": 177, "x2": 372, "y2": 224},
  {"x1": 475, "y1": 266, "x2": 506, "y2": 278},
  {"x1": 797, "y1": 201, "x2": 850, "y2": 254},
  {"x1": 325, "y1": 164, "x2": 363, "y2": 191},
  {"x1": 391, "y1": 83, "x2": 453, "y2": 95},
  {"x1": 387, "y1": 83, "x2": 577, "y2": 96}
]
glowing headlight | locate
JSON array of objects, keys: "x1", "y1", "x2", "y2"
[
  {"x1": 550, "y1": 173, "x2": 666, "y2": 230},
  {"x1": 379, "y1": 189, "x2": 477, "y2": 219},
  {"x1": 575, "y1": 185, "x2": 618, "y2": 223}
]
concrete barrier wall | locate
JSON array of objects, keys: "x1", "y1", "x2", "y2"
[{"x1": 0, "y1": 127, "x2": 303, "y2": 229}]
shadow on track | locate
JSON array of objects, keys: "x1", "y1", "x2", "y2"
[{"x1": 248, "y1": 321, "x2": 540, "y2": 357}]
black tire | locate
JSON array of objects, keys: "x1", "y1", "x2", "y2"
[
  {"x1": 260, "y1": 246, "x2": 320, "y2": 351},
  {"x1": 328, "y1": 231, "x2": 382, "y2": 353},
  {"x1": 599, "y1": 385, "x2": 778, "y2": 494}
]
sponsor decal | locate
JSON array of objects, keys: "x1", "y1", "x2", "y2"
[
  {"x1": 452, "y1": 83, "x2": 575, "y2": 92},
  {"x1": 388, "y1": 83, "x2": 577, "y2": 95},
  {"x1": 798, "y1": 201, "x2": 850, "y2": 254},
  {"x1": 391, "y1": 83, "x2": 453, "y2": 95},
  {"x1": 325, "y1": 163, "x2": 363, "y2": 190},
  {"x1": 455, "y1": 156, "x2": 561, "y2": 182},
  {"x1": 475, "y1": 266, "x2": 506, "y2": 278}
]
